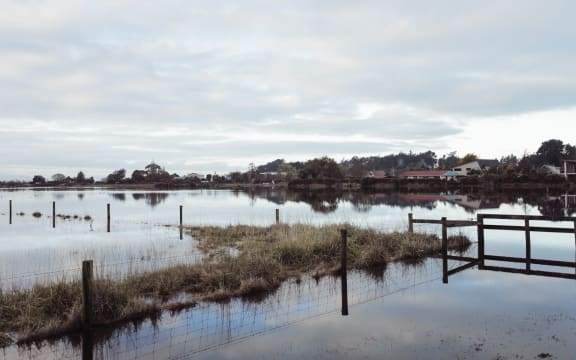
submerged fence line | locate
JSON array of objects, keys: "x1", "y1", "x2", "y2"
[
  {"x1": 77, "y1": 257, "x2": 456, "y2": 360},
  {"x1": 5, "y1": 200, "x2": 284, "y2": 233}
]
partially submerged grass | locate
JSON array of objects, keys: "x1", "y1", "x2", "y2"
[{"x1": 0, "y1": 223, "x2": 470, "y2": 345}]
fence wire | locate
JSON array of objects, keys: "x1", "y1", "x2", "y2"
[{"x1": 1, "y1": 255, "x2": 471, "y2": 360}]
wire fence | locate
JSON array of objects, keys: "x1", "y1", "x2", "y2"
[
  {"x1": 0, "y1": 209, "x2": 485, "y2": 359},
  {"x1": 1, "y1": 249, "x2": 474, "y2": 360}
]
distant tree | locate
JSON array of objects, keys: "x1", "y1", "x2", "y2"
[
  {"x1": 499, "y1": 154, "x2": 518, "y2": 168},
  {"x1": 205, "y1": 174, "x2": 212, "y2": 182},
  {"x1": 131, "y1": 170, "x2": 147, "y2": 182},
  {"x1": 458, "y1": 153, "x2": 478, "y2": 165},
  {"x1": 565, "y1": 144, "x2": 576, "y2": 160},
  {"x1": 51, "y1": 173, "x2": 66, "y2": 183},
  {"x1": 345, "y1": 156, "x2": 369, "y2": 178},
  {"x1": 536, "y1": 139, "x2": 565, "y2": 166},
  {"x1": 256, "y1": 159, "x2": 285, "y2": 173},
  {"x1": 145, "y1": 162, "x2": 162, "y2": 177},
  {"x1": 32, "y1": 175, "x2": 46, "y2": 185},
  {"x1": 229, "y1": 171, "x2": 244, "y2": 183},
  {"x1": 277, "y1": 162, "x2": 297, "y2": 181},
  {"x1": 106, "y1": 169, "x2": 126, "y2": 184},
  {"x1": 298, "y1": 157, "x2": 343, "y2": 180},
  {"x1": 438, "y1": 152, "x2": 460, "y2": 169},
  {"x1": 76, "y1": 171, "x2": 86, "y2": 184}
]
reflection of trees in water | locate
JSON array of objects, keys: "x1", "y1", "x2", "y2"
[
  {"x1": 241, "y1": 189, "x2": 576, "y2": 216},
  {"x1": 242, "y1": 189, "x2": 441, "y2": 213},
  {"x1": 537, "y1": 197, "x2": 576, "y2": 218},
  {"x1": 132, "y1": 193, "x2": 169, "y2": 207},
  {"x1": 538, "y1": 199, "x2": 565, "y2": 218},
  {"x1": 110, "y1": 193, "x2": 126, "y2": 201}
]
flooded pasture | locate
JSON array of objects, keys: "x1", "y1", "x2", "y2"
[{"x1": 0, "y1": 188, "x2": 575, "y2": 359}]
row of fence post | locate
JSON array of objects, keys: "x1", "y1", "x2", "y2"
[
  {"x1": 5, "y1": 200, "x2": 112, "y2": 231},
  {"x1": 6, "y1": 201, "x2": 283, "y2": 231}
]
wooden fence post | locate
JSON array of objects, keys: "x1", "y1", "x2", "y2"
[
  {"x1": 524, "y1": 218, "x2": 531, "y2": 272},
  {"x1": 52, "y1": 201, "x2": 56, "y2": 228},
  {"x1": 9, "y1": 200, "x2": 12, "y2": 225},
  {"x1": 107, "y1": 204, "x2": 110, "y2": 233},
  {"x1": 82, "y1": 329, "x2": 94, "y2": 360},
  {"x1": 477, "y1": 214, "x2": 485, "y2": 269},
  {"x1": 275, "y1": 209, "x2": 280, "y2": 225},
  {"x1": 82, "y1": 260, "x2": 94, "y2": 328},
  {"x1": 340, "y1": 229, "x2": 349, "y2": 316},
  {"x1": 441, "y1": 217, "x2": 448, "y2": 284},
  {"x1": 408, "y1": 213, "x2": 413, "y2": 233},
  {"x1": 179, "y1": 205, "x2": 183, "y2": 240}
]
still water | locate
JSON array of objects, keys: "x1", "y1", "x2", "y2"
[{"x1": 0, "y1": 188, "x2": 575, "y2": 359}]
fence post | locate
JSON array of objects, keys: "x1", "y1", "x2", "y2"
[
  {"x1": 179, "y1": 205, "x2": 183, "y2": 240},
  {"x1": 408, "y1": 213, "x2": 413, "y2": 233},
  {"x1": 340, "y1": 228, "x2": 349, "y2": 316},
  {"x1": 275, "y1": 209, "x2": 280, "y2": 225},
  {"x1": 9, "y1": 200, "x2": 12, "y2": 225},
  {"x1": 107, "y1": 204, "x2": 110, "y2": 233},
  {"x1": 82, "y1": 329, "x2": 94, "y2": 360},
  {"x1": 441, "y1": 217, "x2": 448, "y2": 284},
  {"x1": 82, "y1": 260, "x2": 94, "y2": 328},
  {"x1": 477, "y1": 214, "x2": 484, "y2": 269},
  {"x1": 52, "y1": 201, "x2": 56, "y2": 228},
  {"x1": 524, "y1": 218, "x2": 531, "y2": 272}
]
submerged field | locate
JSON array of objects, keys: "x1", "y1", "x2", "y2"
[{"x1": 0, "y1": 223, "x2": 469, "y2": 346}]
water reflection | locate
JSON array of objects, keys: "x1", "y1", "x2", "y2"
[
  {"x1": 110, "y1": 193, "x2": 126, "y2": 201},
  {"x1": 241, "y1": 188, "x2": 576, "y2": 216},
  {"x1": 131, "y1": 193, "x2": 169, "y2": 207},
  {"x1": 7, "y1": 255, "x2": 575, "y2": 360}
]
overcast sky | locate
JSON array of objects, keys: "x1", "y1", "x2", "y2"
[{"x1": 1, "y1": 0, "x2": 575, "y2": 180}]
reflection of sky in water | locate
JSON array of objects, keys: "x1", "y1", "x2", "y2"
[
  {"x1": 0, "y1": 189, "x2": 575, "y2": 358},
  {"x1": 0, "y1": 189, "x2": 575, "y2": 285},
  {"x1": 3, "y1": 257, "x2": 574, "y2": 359}
]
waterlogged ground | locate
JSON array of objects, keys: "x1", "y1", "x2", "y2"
[
  {"x1": 0, "y1": 188, "x2": 575, "y2": 358},
  {"x1": 0, "y1": 188, "x2": 572, "y2": 281},
  {"x1": 2, "y1": 258, "x2": 575, "y2": 359}
]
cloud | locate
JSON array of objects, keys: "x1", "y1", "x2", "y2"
[{"x1": 0, "y1": 0, "x2": 575, "y2": 179}]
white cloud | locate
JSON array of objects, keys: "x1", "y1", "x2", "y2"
[{"x1": 0, "y1": 0, "x2": 575, "y2": 179}]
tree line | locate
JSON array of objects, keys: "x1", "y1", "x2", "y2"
[{"x1": 17, "y1": 138, "x2": 576, "y2": 187}]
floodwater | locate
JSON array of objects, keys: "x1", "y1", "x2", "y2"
[{"x1": 0, "y1": 188, "x2": 575, "y2": 359}]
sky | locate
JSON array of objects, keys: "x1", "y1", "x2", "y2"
[{"x1": 1, "y1": 0, "x2": 575, "y2": 180}]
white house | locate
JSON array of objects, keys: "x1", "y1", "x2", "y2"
[{"x1": 451, "y1": 159, "x2": 499, "y2": 177}]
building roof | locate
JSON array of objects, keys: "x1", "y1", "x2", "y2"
[{"x1": 476, "y1": 159, "x2": 499, "y2": 168}]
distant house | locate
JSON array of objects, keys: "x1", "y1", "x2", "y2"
[
  {"x1": 399, "y1": 170, "x2": 456, "y2": 180},
  {"x1": 562, "y1": 160, "x2": 576, "y2": 179},
  {"x1": 451, "y1": 159, "x2": 499, "y2": 177},
  {"x1": 368, "y1": 170, "x2": 387, "y2": 179}
]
